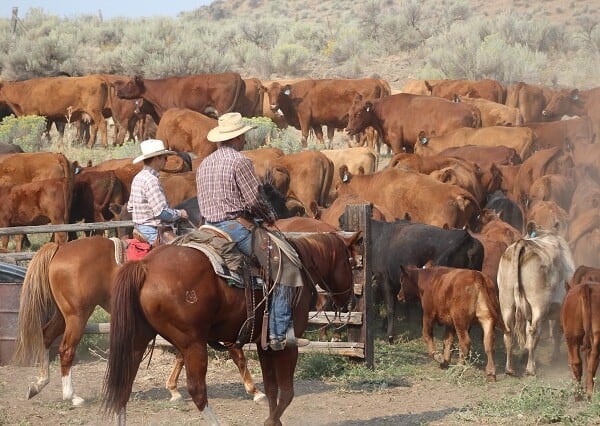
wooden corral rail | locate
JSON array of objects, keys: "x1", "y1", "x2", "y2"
[{"x1": 0, "y1": 204, "x2": 374, "y2": 366}]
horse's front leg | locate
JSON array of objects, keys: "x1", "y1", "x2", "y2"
[{"x1": 258, "y1": 346, "x2": 298, "y2": 426}]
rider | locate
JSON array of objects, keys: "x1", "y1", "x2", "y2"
[
  {"x1": 128, "y1": 138, "x2": 188, "y2": 246},
  {"x1": 196, "y1": 112, "x2": 308, "y2": 351}
]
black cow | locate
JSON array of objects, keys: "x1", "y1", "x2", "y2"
[
  {"x1": 485, "y1": 190, "x2": 524, "y2": 232},
  {"x1": 341, "y1": 217, "x2": 485, "y2": 343}
]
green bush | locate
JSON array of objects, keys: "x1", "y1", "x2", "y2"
[
  {"x1": 0, "y1": 115, "x2": 46, "y2": 151},
  {"x1": 271, "y1": 43, "x2": 310, "y2": 76}
]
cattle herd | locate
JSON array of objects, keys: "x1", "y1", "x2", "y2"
[{"x1": 1, "y1": 73, "x2": 600, "y2": 399}]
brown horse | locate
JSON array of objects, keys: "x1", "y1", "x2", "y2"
[
  {"x1": 12, "y1": 236, "x2": 265, "y2": 406},
  {"x1": 102, "y1": 231, "x2": 360, "y2": 425}
]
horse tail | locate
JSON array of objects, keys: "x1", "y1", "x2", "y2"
[
  {"x1": 581, "y1": 283, "x2": 593, "y2": 352},
  {"x1": 514, "y1": 240, "x2": 528, "y2": 349},
  {"x1": 12, "y1": 242, "x2": 60, "y2": 366},
  {"x1": 102, "y1": 260, "x2": 147, "y2": 416}
]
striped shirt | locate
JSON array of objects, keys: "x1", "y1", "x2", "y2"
[
  {"x1": 196, "y1": 146, "x2": 272, "y2": 222},
  {"x1": 127, "y1": 166, "x2": 180, "y2": 227}
]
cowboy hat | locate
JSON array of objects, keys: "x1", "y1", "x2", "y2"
[
  {"x1": 132, "y1": 139, "x2": 175, "y2": 164},
  {"x1": 207, "y1": 112, "x2": 256, "y2": 143}
]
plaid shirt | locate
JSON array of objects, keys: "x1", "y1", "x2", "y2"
[
  {"x1": 196, "y1": 146, "x2": 272, "y2": 222},
  {"x1": 127, "y1": 166, "x2": 180, "y2": 227}
]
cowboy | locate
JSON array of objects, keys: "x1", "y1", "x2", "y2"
[
  {"x1": 128, "y1": 139, "x2": 188, "y2": 245},
  {"x1": 196, "y1": 112, "x2": 308, "y2": 351}
]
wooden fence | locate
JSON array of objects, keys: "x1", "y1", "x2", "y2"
[{"x1": 0, "y1": 204, "x2": 374, "y2": 367}]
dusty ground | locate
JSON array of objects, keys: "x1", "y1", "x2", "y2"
[{"x1": 0, "y1": 340, "x2": 581, "y2": 426}]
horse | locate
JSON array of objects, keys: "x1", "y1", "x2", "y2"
[
  {"x1": 102, "y1": 230, "x2": 361, "y2": 425},
  {"x1": 12, "y1": 236, "x2": 266, "y2": 406}
]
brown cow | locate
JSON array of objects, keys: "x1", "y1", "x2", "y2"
[
  {"x1": 542, "y1": 87, "x2": 600, "y2": 141},
  {"x1": 315, "y1": 194, "x2": 395, "y2": 229},
  {"x1": 506, "y1": 82, "x2": 556, "y2": 124},
  {"x1": 70, "y1": 169, "x2": 125, "y2": 227},
  {"x1": 414, "y1": 126, "x2": 535, "y2": 161},
  {"x1": 527, "y1": 174, "x2": 576, "y2": 213},
  {"x1": 346, "y1": 93, "x2": 481, "y2": 154},
  {"x1": 426, "y1": 79, "x2": 506, "y2": 103},
  {"x1": 561, "y1": 282, "x2": 600, "y2": 400},
  {"x1": 400, "y1": 78, "x2": 444, "y2": 95},
  {"x1": 0, "y1": 152, "x2": 74, "y2": 250},
  {"x1": 512, "y1": 147, "x2": 574, "y2": 210},
  {"x1": 155, "y1": 108, "x2": 217, "y2": 159},
  {"x1": 113, "y1": 73, "x2": 245, "y2": 119},
  {"x1": 320, "y1": 147, "x2": 378, "y2": 203},
  {"x1": 439, "y1": 145, "x2": 522, "y2": 166},
  {"x1": 524, "y1": 116, "x2": 594, "y2": 152},
  {"x1": 397, "y1": 264, "x2": 505, "y2": 381},
  {"x1": 160, "y1": 171, "x2": 197, "y2": 207},
  {"x1": 526, "y1": 200, "x2": 569, "y2": 237},
  {"x1": 454, "y1": 96, "x2": 522, "y2": 126},
  {"x1": 389, "y1": 152, "x2": 490, "y2": 205},
  {"x1": 237, "y1": 77, "x2": 264, "y2": 118},
  {"x1": 0, "y1": 75, "x2": 109, "y2": 148},
  {"x1": 337, "y1": 166, "x2": 480, "y2": 230},
  {"x1": 272, "y1": 151, "x2": 334, "y2": 216},
  {"x1": 265, "y1": 78, "x2": 390, "y2": 147},
  {"x1": 0, "y1": 179, "x2": 71, "y2": 249},
  {"x1": 568, "y1": 265, "x2": 600, "y2": 290},
  {"x1": 567, "y1": 210, "x2": 600, "y2": 269}
]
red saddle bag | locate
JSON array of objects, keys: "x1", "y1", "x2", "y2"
[{"x1": 126, "y1": 239, "x2": 152, "y2": 260}]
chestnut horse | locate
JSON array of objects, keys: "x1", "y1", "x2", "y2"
[
  {"x1": 12, "y1": 236, "x2": 265, "y2": 406},
  {"x1": 102, "y1": 231, "x2": 360, "y2": 425}
]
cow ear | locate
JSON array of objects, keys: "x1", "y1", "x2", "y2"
[
  {"x1": 453, "y1": 94, "x2": 461, "y2": 103},
  {"x1": 419, "y1": 130, "x2": 428, "y2": 145},
  {"x1": 439, "y1": 169, "x2": 454, "y2": 183},
  {"x1": 283, "y1": 85, "x2": 292, "y2": 96},
  {"x1": 570, "y1": 89, "x2": 579, "y2": 101},
  {"x1": 340, "y1": 165, "x2": 351, "y2": 183}
]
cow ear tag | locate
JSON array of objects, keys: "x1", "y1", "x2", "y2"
[
  {"x1": 342, "y1": 172, "x2": 349, "y2": 183},
  {"x1": 284, "y1": 88, "x2": 291, "y2": 96},
  {"x1": 420, "y1": 136, "x2": 428, "y2": 145},
  {"x1": 365, "y1": 105, "x2": 371, "y2": 112},
  {"x1": 529, "y1": 230, "x2": 536, "y2": 238}
]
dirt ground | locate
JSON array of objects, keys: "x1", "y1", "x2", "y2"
[{"x1": 0, "y1": 340, "x2": 580, "y2": 426}]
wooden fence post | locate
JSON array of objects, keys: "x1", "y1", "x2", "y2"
[{"x1": 340, "y1": 204, "x2": 374, "y2": 369}]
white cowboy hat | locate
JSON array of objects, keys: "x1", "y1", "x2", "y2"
[
  {"x1": 207, "y1": 112, "x2": 256, "y2": 143},
  {"x1": 132, "y1": 139, "x2": 174, "y2": 164}
]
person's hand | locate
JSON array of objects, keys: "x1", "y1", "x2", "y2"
[{"x1": 179, "y1": 209, "x2": 189, "y2": 219}]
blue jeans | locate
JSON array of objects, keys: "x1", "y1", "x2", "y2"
[
  {"x1": 210, "y1": 220, "x2": 252, "y2": 256},
  {"x1": 269, "y1": 285, "x2": 294, "y2": 340},
  {"x1": 135, "y1": 224, "x2": 158, "y2": 245}
]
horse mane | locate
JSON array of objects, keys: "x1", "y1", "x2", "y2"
[{"x1": 259, "y1": 171, "x2": 292, "y2": 219}]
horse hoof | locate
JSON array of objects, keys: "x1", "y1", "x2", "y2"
[
  {"x1": 27, "y1": 385, "x2": 39, "y2": 399},
  {"x1": 72, "y1": 395, "x2": 85, "y2": 407},
  {"x1": 524, "y1": 370, "x2": 536, "y2": 377},
  {"x1": 253, "y1": 392, "x2": 267, "y2": 405},
  {"x1": 505, "y1": 369, "x2": 517, "y2": 377},
  {"x1": 486, "y1": 374, "x2": 496, "y2": 382},
  {"x1": 169, "y1": 395, "x2": 183, "y2": 403}
]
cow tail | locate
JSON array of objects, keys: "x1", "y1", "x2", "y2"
[
  {"x1": 320, "y1": 157, "x2": 334, "y2": 207},
  {"x1": 482, "y1": 275, "x2": 507, "y2": 332},
  {"x1": 514, "y1": 240, "x2": 528, "y2": 349},
  {"x1": 227, "y1": 75, "x2": 245, "y2": 114},
  {"x1": 581, "y1": 284, "x2": 593, "y2": 352}
]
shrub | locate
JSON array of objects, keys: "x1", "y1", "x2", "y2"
[
  {"x1": 0, "y1": 115, "x2": 46, "y2": 152},
  {"x1": 271, "y1": 43, "x2": 310, "y2": 76}
]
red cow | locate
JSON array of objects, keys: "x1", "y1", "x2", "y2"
[
  {"x1": 155, "y1": 108, "x2": 217, "y2": 160},
  {"x1": 506, "y1": 82, "x2": 556, "y2": 124},
  {"x1": 425, "y1": 79, "x2": 506, "y2": 103},
  {"x1": 397, "y1": 265, "x2": 505, "y2": 381},
  {"x1": 265, "y1": 78, "x2": 390, "y2": 147},
  {"x1": 346, "y1": 93, "x2": 481, "y2": 154},
  {"x1": 0, "y1": 75, "x2": 109, "y2": 148},
  {"x1": 561, "y1": 283, "x2": 600, "y2": 400},
  {"x1": 113, "y1": 73, "x2": 245, "y2": 119},
  {"x1": 542, "y1": 87, "x2": 600, "y2": 141}
]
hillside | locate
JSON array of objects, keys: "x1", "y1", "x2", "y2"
[{"x1": 0, "y1": 0, "x2": 598, "y2": 88}]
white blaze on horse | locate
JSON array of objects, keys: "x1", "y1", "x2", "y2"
[{"x1": 497, "y1": 228, "x2": 575, "y2": 376}]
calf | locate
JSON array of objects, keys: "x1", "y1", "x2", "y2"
[
  {"x1": 398, "y1": 265, "x2": 505, "y2": 381},
  {"x1": 561, "y1": 282, "x2": 600, "y2": 400}
]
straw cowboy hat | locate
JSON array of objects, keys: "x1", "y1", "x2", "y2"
[
  {"x1": 207, "y1": 112, "x2": 256, "y2": 143},
  {"x1": 133, "y1": 139, "x2": 174, "y2": 164}
]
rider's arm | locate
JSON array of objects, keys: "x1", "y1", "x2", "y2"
[{"x1": 146, "y1": 177, "x2": 182, "y2": 223}]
